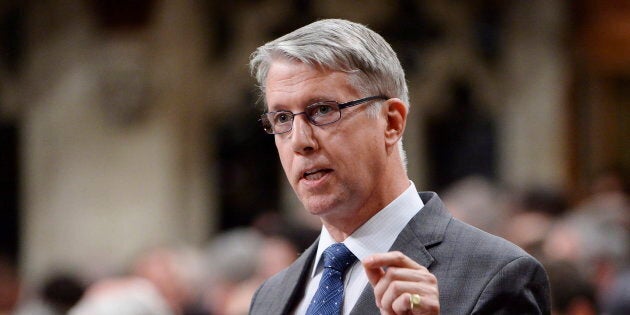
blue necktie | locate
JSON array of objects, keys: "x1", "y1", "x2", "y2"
[{"x1": 305, "y1": 243, "x2": 358, "y2": 315}]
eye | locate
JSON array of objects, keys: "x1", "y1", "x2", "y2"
[
  {"x1": 308, "y1": 103, "x2": 336, "y2": 117},
  {"x1": 273, "y1": 111, "x2": 293, "y2": 124}
]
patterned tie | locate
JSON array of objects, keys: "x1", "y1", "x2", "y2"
[{"x1": 305, "y1": 243, "x2": 358, "y2": 315}]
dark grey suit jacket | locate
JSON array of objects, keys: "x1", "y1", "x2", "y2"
[{"x1": 250, "y1": 192, "x2": 551, "y2": 314}]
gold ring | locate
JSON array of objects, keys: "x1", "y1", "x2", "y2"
[{"x1": 409, "y1": 293, "x2": 421, "y2": 310}]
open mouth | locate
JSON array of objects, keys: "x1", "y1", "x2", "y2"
[{"x1": 303, "y1": 169, "x2": 332, "y2": 181}]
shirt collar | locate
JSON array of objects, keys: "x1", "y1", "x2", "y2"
[{"x1": 311, "y1": 181, "x2": 424, "y2": 277}]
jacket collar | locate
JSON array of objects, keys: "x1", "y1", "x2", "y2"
[
  {"x1": 275, "y1": 192, "x2": 452, "y2": 315},
  {"x1": 276, "y1": 240, "x2": 318, "y2": 314},
  {"x1": 350, "y1": 192, "x2": 452, "y2": 314}
]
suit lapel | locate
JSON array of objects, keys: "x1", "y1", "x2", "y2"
[
  {"x1": 267, "y1": 240, "x2": 318, "y2": 314},
  {"x1": 349, "y1": 192, "x2": 452, "y2": 315}
]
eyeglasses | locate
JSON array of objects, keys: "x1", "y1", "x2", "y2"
[{"x1": 259, "y1": 95, "x2": 389, "y2": 134}]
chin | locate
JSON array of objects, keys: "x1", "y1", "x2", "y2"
[{"x1": 302, "y1": 196, "x2": 340, "y2": 216}]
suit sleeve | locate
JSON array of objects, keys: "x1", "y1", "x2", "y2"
[{"x1": 471, "y1": 255, "x2": 551, "y2": 315}]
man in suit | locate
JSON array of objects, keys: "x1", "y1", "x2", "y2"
[{"x1": 248, "y1": 19, "x2": 550, "y2": 315}]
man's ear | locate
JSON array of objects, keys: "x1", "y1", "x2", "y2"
[{"x1": 383, "y1": 98, "x2": 407, "y2": 147}]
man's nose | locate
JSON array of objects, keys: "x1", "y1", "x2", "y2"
[{"x1": 290, "y1": 114, "x2": 318, "y2": 154}]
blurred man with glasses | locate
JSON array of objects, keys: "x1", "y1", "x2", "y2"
[{"x1": 248, "y1": 19, "x2": 550, "y2": 315}]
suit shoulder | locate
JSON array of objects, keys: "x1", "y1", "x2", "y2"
[
  {"x1": 250, "y1": 265, "x2": 293, "y2": 313},
  {"x1": 432, "y1": 217, "x2": 550, "y2": 313},
  {"x1": 250, "y1": 246, "x2": 315, "y2": 314},
  {"x1": 252, "y1": 260, "x2": 295, "y2": 300},
  {"x1": 444, "y1": 217, "x2": 535, "y2": 263}
]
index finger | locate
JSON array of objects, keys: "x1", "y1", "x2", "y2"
[
  {"x1": 363, "y1": 258, "x2": 385, "y2": 289},
  {"x1": 362, "y1": 251, "x2": 423, "y2": 270}
]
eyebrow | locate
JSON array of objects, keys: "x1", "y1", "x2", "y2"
[{"x1": 268, "y1": 97, "x2": 334, "y2": 112}]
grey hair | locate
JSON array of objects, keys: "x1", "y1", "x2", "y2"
[{"x1": 249, "y1": 19, "x2": 409, "y2": 169}]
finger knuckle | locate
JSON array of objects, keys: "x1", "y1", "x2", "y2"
[
  {"x1": 390, "y1": 280, "x2": 405, "y2": 293},
  {"x1": 427, "y1": 273, "x2": 438, "y2": 284},
  {"x1": 393, "y1": 251, "x2": 406, "y2": 262},
  {"x1": 384, "y1": 266, "x2": 399, "y2": 279}
]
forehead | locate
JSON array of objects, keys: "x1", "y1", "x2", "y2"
[{"x1": 264, "y1": 59, "x2": 357, "y2": 110}]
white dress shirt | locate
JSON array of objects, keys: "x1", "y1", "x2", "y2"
[{"x1": 294, "y1": 181, "x2": 424, "y2": 315}]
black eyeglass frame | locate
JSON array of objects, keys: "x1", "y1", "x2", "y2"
[{"x1": 259, "y1": 95, "x2": 389, "y2": 134}]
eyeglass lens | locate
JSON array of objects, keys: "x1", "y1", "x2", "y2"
[{"x1": 262, "y1": 102, "x2": 341, "y2": 134}]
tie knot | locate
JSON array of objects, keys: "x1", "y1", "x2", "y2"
[{"x1": 322, "y1": 243, "x2": 357, "y2": 273}]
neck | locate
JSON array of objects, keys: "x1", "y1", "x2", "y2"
[{"x1": 322, "y1": 174, "x2": 410, "y2": 242}]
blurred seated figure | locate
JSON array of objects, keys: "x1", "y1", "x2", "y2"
[
  {"x1": 13, "y1": 272, "x2": 85, "y2": 315},
  {"x1": 222, "y1": 235, "x2": 298, "y2": 315},
  {"x1": 201, "y1": 228, "x2": 264, "y2": 315},
  {"x1": 69, "y1": 245, "x2": 207, "y2": 315},
  {"x1": 574, "y1": 168, "x2": 628, "y2": 232},
  {"x1": 545, "y1": 260, "x2": 597, "y2": 315},
  {"x1": 200, "y1": 221, "x2": 307, "y2": 315},
  {"x1": 0, "y1": 256, "x2": 20, "y2": 315},
  {"x1": 501, "y1": 186, "x2": 568, "y2": 258},
  {"x1": 131, "y1": 246, "x2": 207, "y2": 315},
  {"x1": 541, "y1": 169, "x2": 628, "y2": 313},
  {"x1": 441, "y1": 176, "x2": 506, "y2": 235},
  {"x1": 543, "y1": 203, "x2": 628, "y2": 310},
  {"x1": 68, "y1": 277, "x2": 172, "y2": 315},
  {"x1": 601, "y1": 269, "x2": 630, "y2": 315}
]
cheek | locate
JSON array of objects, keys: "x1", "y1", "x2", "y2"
[
  {"x1": 275, "y1": 142, "x2": 294, "y2": 172},
  {"x1": 333, "y1": 137, "x2": 374, "y2": 171},
  {"x1": 345, "y1": 134, "x2": 386, "y2": 173}
]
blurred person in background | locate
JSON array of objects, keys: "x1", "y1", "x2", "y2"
[
  {"x1": 601, "y1": 269, "x2": 630, "y2": 315},
  {"x1": 202, "y1": 228, "x2": 265, "y2": 315},
  {"x1": 248, "y1": 18, "x2": 550, "y2": 314},
  {"x1": 222, "y1": 235, "x2": 298, "y2": 315},
  {"x1": 575, "y1": 168, "x2": 628, "y2": 232},
  {"x1": 68, "y1": 277, "x2": 173, "y2": 315},
  {"x1": 250, "y1": 211, "x2": 319, "y2": 254},
  {"x1": 0, "y1": 256, "x2": 19, "y2": 315},
  {"x1": 545, "y1": 260, "x2": 598, "y2": 315},
  {"x1": 13, "y1": 272, "x2": 85, "y2": 315},
  {"x1": 542, "y1": 205, "x2": 628, "y2": 310},
  {"x1": 501, "y1": 186, "x2": 568, "y2": 259},
  {"x1": 131, "y1": 246, "x2": 208, "y2": 315},
  {"x1": 69, "y1": 245, "x2": 208, "y2": 315},
  {"x1": 542, "y1": 169, "x2": 628, "y2": 313},
  {"x1": 201, "y1": 221, "x2": 306, "y2": 315},
  {"x1": 441, "y1": 176, "x2": 506, "y2": 236}
]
